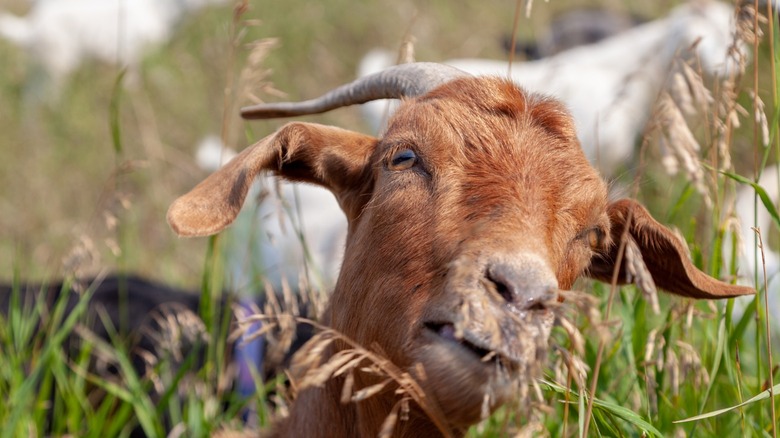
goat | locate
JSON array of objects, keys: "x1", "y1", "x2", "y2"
[
  {"x1": 0, "y1": 0, "x2": 228, "y2": 101},
  {"x1": 360, "y1": 2, "x2": 744, "y2": 177},
  {"x1": 1, "y1": 275, "x2": 202, "y2": 375},
  {"x1": 168, "y1": 63, "x2": 754, "y2": 437},
  {"x1": 504, "y1": 7, "x2": 643, "y2": 60}
]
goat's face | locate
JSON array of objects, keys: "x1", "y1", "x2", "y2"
[
  {"x1": 168, "y1": 71, "x2": 753, "y2": 430},
  {"x1": 330, "y1": 78, "x2": 608, "y2": 422}
]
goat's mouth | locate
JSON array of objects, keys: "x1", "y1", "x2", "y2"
[
  {"x1": 423, "y1": 321, "x2": 521, "y2": 370},
  {"x1": 416, "y1": 310, "x2": 553, "y2": 424}
]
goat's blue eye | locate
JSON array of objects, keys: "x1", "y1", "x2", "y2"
[{"x1": 389, "y1": 149, "x2": 417, "y2": 171}]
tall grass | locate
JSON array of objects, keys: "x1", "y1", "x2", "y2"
[{"x1": 0, "y1": 0, "x2": 779, "y2": 436}]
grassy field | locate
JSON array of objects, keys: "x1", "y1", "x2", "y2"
[{"x1": 0, "y1": 0, "x2": 778, "y2": 436}]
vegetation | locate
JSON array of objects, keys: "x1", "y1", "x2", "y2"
[{"x1": 0, "y1": 0, "x2": 777, "y2": 436}]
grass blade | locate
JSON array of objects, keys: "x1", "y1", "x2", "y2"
[
  {"x1": 542, "y1": 379, "x2": 664, "y2": 438},
  {"x1": 109, "y1": 69, "x2": 127, "y2": 156},
  {"x1": 675, "y1": 382, "x2": 780, "y2": 423},
  {"x1": 717, "y1": 168, "x2": 780, "y2": 231}
]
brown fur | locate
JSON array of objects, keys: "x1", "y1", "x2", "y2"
[{"x1": 168, "y1": 76, "x2": 754, "y2": 437}]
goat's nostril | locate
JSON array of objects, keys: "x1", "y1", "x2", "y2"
[
  {"x1": 523, "y1": 297, "x2": 548, "y2": 312},
  {"x1": 486, "y1": 270, "x2": 513, "y2": 303},
  {"x1": 485, "y1": 262, "x2": 556, "y2": 311}
]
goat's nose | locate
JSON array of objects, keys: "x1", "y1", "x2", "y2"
[{"x1": 485, "y1": 260, "x2": 556, "y2": 310}]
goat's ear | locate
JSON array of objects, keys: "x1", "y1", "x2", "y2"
[
  {"x1": 587, "y1": 199, "x2": 755, "y2": 299},
  {"x1": 168, "y1": 122, "x2": 377, "y2": 237}
]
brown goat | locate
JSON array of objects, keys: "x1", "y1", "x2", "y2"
[{"x1": 167, "y1": 64, "x2": 753, "y2": 437}]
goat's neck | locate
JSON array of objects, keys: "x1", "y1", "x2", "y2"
[
  {"x1": 266, "y1": 377, "x2": 356, "y2": 437},
  {"x1": 269, "y1": 295, "x2": 462, "y2": 436},
  {"x1": 268, "y1": 363, "x2": 458, "y2": 437}
]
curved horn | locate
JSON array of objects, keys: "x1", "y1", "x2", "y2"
[{"x1": 240, "y1": 62, "x2": 468, "y2": 119}]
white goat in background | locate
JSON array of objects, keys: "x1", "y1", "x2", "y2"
[
  {"x1": 0, "y1": 0, "x2": 228, "y2": 100},
  {"x1": 506, "y1": 7, "x2": 643, "y2": 60},
  {"x1": 360, "y1": 1, "x2": 744, "y2": 177}
]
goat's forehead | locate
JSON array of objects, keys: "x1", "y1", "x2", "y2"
[
  {"x1": 374, "y1": 78, "x2": 609, "y2": 226},
  {"x1": 381, "y1": 78, "x2": 596, "y2": 175}
]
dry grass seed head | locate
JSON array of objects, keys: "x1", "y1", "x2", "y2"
[
  {"x1": 623, "y1": 237, "x2": 660, "y2": 315},
  {"x1": 547, "y1": 290, "x2": 602, "y2": 395},
  {"x1": 61, "y1": 235, "x2": 100, "y2": 279},
  {"x1": 297, "y1": 349, "x2": 364, "y2": 390},
  {"x1": 551, "y1": 346, "x2": 590, "y2": 391},
  {"x1": 377, "y1": 398, "x2": 404, "y2": 438},
  {"x1": 557, "y1": 289, "x2": 607, "y2": 344},
  {"x1": 287, "y1": 330, "x2": 336, "y2": 385},
  {"x1": 656, "y1": 92, "x2": 712, "y2": 207},
  {"x1": 654, "y1": 1, "x2": 767, "y2": 203},
  {"x1": 735, "y1": 2, "x2": 767, "y2": 46},
  {"x1": 670, "y1": 61, "x2": 714, "y2": 117},
  {"x1": 254, "y1": 280, "x2": 301, "y2": 369},
  {"x1": 133, "y1": 304, "x2": 209, "y2": 394},
  {"x1": 143, "y1": 303, "x2": 209, "y2": 364},
  {"x1": 240, "y1": 38, "x2": 285, "y2": 106},
  {"x1": 714, "y1": 76, "x2": 747, "y2": 170},
  {"x1": 283, "y1": 320, "x2": 457, "y2": 435},
  {"x1": 674, "y1": 340, "x2": 710, "y2": 388},
  {"x1": 515, "y1": 420, "x2": 548, "y2": 438},
  {"x1": 666, "y1": 347, "x2": 681, "y2": 397},
  {"x1": 748, "y1": 89, "x2": 770, "y2": 146}
]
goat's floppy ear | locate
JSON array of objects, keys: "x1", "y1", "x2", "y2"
[
  {"x1": 168, "y1": 122, "x2": 377, "y2": 237},
  {"x1": 587, "y1": 199, "x2": 755, "y2": 299}
]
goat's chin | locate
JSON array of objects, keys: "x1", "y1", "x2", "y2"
[{"x1": 413, "y1": 331, "x2": 529, "y2": 426}]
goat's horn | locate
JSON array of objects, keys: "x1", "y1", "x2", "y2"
[{"x1": 241, "y1": 62, "x2": 467, "y2": 119}]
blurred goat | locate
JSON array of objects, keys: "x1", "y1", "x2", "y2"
[
  {"x1": 0, "y1": 0, "x2": 228, "y2": 101},
  {"x1": 505, "y1": 7, "x2": 643, "y2": 60},
  {"x1": 0, "y1": 273, "x2": 312, "y2": 434},
  {"x1": 169, "y1": 63, "x2": 753, "y2": 437}
]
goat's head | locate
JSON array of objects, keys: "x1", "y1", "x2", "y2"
[{"x1": 168, "y1": 63, "x2": 754, "y2": 431}]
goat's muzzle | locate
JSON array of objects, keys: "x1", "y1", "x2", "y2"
[
  {"x1": 413, "y1": 252, "x2": 557, "y2": 424},
  {"x1": 454, "y1": 253, "x2": 556, "y2": 366}
]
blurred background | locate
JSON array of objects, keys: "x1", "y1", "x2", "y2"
[{"x1": 3, "y1": 0, "x2": 770, "y2": 287}]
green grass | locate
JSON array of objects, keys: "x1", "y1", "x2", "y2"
[{"x1": 1, "y1": 0, "x2": 779, "y2": 436}]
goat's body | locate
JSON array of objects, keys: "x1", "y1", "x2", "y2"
[
  {"x1": 516, "y1": 7, "x2": 642, "y2": 59},
  {"x1": 0, "y1": 274, "x2": 200, "y2": 343},
  {"x1": 0, "y1": 273, "x2": 312, "y2": 435},
  {"x1": 0, "y1": 274, "x2": 255, "y2": 376}
]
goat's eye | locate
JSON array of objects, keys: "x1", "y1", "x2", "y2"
[
  {"x1": 388, "y1": 149, "x2": 417, "y2": 171},
  {"x1": 585, "y1": 228, "x2": 605, "y2": 250}
]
